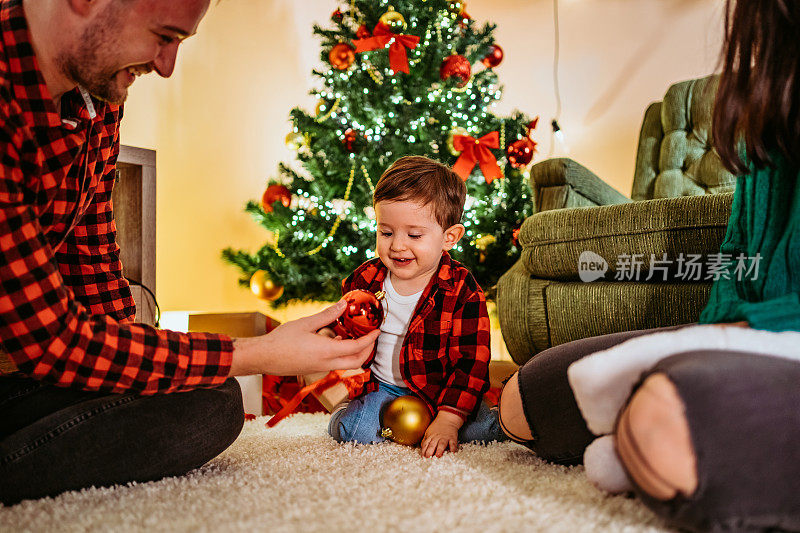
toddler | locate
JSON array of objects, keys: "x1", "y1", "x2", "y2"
[{"x1": 326, "y1": 155, "x2": 504, "y2": 458}]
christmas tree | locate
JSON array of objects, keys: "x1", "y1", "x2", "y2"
[{"x1": 222, "y1": 0, "x2": 537, "y2": 305}]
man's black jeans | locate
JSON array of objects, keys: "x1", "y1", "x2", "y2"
[{"x1": 0, "y1": 374, "x2": 244, "y2": 506}]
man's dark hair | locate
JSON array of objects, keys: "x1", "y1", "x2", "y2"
[
  {"x1": 714, "y1": 0, "x2": 800, "y2": 174},
  {"x1": 373, "y1": 156, "x2": 466, "y2": 229}
]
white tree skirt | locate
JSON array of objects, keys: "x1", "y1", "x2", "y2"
[{"x1": 0, "y1": 413, "x2": 673, "y2": 532}]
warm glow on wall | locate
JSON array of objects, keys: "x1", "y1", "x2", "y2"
[{"x1": 119, "y1": 0, "x2": 723, "y2": 317}]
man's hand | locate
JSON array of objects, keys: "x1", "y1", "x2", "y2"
[
  {"x1": 229, "y1": 300, "x2": 379, "y2": 376},
  {"x1": 420, "y1": 410, "x2": 464, "y2": 458}
]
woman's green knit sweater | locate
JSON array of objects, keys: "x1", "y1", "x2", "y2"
[{"x1": 699, "y1": 154, "x2": 800, "y2": 330}]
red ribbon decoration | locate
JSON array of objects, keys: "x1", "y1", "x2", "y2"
[
  {"x1": 353, "y1": 24, "x2": 420, "y2": 74},
  {"x1": 452, "y1": 131, "x2": 503, "y2": 184},
  {"x1": 266, "y1": 369, "x2": 371, "y2": 427}
]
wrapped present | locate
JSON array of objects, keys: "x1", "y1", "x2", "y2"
[
  {"x1": 262, "y1": 374, "x2": 325, "y2": 416},
  {"x1": 188, "y1": 311, "x2": 278, "y2": 338},
  {"x1": 298, "y1": 369, "x2": 369, "y2": 412},
  {"x1": 267, "y1": 369, "x2": 371, "y2": 427}
]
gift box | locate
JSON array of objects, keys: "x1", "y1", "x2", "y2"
[
  {"x1": 188, "y1": 312, "x2": 325, "y2": 417},
  {"x1": 298, "y1": 369, "x2": 369, "y2": 412},
  {"x1": 266, "y1": 368, "x2": 371, "y2": 427}
]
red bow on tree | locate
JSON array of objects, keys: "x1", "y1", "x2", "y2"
[
  {"x1": 452, "y1": 131, "x2": 503, "y2": 184},
  {"x1": 353, "y1": 24, "x2": 420, "y2": 74}
]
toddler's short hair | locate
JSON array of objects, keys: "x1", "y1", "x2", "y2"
[{"x1": 373, "y1": 156, "x2": 466, "y2": 229}]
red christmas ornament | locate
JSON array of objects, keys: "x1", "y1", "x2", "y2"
[
  {"x1": 512, "y1": 227, "x2": 521, "y2": 247},
  {"x1": 331, "y1": 8, "x2": 344, "y2": 22},
  {"x1": 261, "y1": 184, "x2": 291, "y2": 213},
  {"x1": 440, "y1": 55, "x2": 472, "y2": 87},
  {"x1": 356, "y1": 24, "x2": 372, "y2": 39},
  {"x1": 482, "y1": 44, "x2": 504, "y2": 68},
  {"x1": 506, "y1": 139, "x2": 536, "y2": 168},
  {"x1": 328, "y1": 43, "x2": 355, "y2": 70},
  {"x1": 330, "y1": 289, "x2": 385, "y2": 339},
  {"x1": 342, "y1": 128, "x2": 365, "y2": 153}
]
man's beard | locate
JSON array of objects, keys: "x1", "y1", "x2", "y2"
[{"x1": 56, "y1": 4, "x2": 130, "y2": 105}]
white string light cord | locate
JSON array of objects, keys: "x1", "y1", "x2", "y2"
[{"x1": 549, "y1": 0, "x2": 563, "y2": 157}]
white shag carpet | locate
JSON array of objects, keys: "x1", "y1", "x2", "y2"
[{"x1": 0, "y1": 413, "x2": 673, "y2": 533}]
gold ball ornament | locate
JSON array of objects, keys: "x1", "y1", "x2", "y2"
[
  {"x1": 380, "y1": 395, "x2": 433, "y2": 446},
  {"x1": 447, "y1": 127, "x2": 469, "y2": 156},
  {"x1": 474, "y1": 234, "x2": 497, "y2": 250},
  {"x1": 446, "y1": 0, "x2": 466, "y2": 14},
  {"x1": 284, "y1": 131, "x2": 306, "y2": 150},
  {"x1": 250, "y1": 270, "x2": 284, "y2": 301},
  {"x1": 474, "y1": 234, "x2": 497, "y2": 263},
  {"x1": 378, "y1": 7, "x2": 407, "y2": 32}
]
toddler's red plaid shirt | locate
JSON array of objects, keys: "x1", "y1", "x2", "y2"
[
  {"x1": 343, "y1": 252, "x2": 491, "y2": 417},
  {"x1": 0, "y1": 0, "x2": 232, "y2": 393}
]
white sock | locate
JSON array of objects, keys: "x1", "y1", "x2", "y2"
[{"x1": 583, "y1": 435, "x2": 633, "y2": 494}]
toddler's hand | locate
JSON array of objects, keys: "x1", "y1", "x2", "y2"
[{"x1": 420, "y1": 411, "x2": 463, "y2": 458}]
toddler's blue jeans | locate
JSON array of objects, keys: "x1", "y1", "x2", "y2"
[{"x1": 328, "y1": 380, "x2": 505, "y2": 445}]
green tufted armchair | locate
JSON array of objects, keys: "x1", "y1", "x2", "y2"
[{"x1": 497, "y1": 76, "x2": 737, "y2": 365}]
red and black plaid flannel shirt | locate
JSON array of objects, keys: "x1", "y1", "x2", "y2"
[
  {"x1": 343, "y1": 252, "x2": 491, "y2": 418},
  {"x1": 0, "y1": 0, "x2": 232, "y2": 393}
]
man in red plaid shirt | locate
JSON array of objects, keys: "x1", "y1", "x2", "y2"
[{"x1": 0, "y1": 0, "x2": 378, "y2": 505}]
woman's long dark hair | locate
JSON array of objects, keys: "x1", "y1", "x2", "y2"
[{"x1": 714, "y1": 0, "x2": 800, "y2": 174}]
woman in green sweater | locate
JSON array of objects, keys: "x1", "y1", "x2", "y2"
[{"x1": 499, "y1": 0, "x2": 800, "y2": 530}]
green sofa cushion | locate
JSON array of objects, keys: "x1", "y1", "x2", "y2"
[
  {"x1": 519, "y1": 193, "x2": 734, "y2": 280},
  {"x1": 496, "y1": 261, "x2": 712, "y2": 364}
]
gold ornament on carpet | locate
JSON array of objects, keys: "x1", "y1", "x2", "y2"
[
  {"x1": 378, "y1": 6, "x2": 407, "y2": 32},
  {"x1": 380, "y1": 395, "x2": 432, "y2": 446},
  {"x1": 250, "y1": 270, "x2": 284, "y2": 301}
]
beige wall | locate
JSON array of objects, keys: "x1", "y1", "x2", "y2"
[{"x1": 120, "y1": 0, "x2": 725, "y2": 318}]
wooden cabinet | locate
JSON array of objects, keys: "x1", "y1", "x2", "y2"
[{"x1": 112, "y1": 145, "x2": 157, "y2": 325}]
